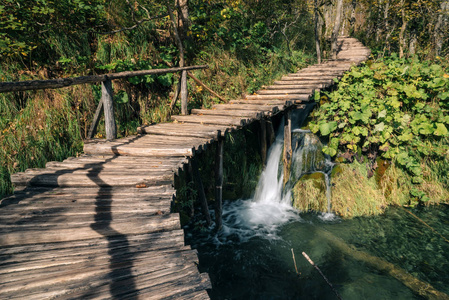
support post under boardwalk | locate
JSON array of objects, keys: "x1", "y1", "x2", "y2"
[
  {"x1": 283, "y1": 110, "x2": 292, "y2": 186},
  {"x1": 260, "y1": 119, "x2": 267, "y2": 165},
  {"x1": 215, "y1": 134, "x2": 224, "y2": 230},
  {"x1": 190, "y1": 157, "x2": 212, "y2": 227},
  {"x1": 102, "y1": 79, "x2": 117, "y2": 140},
  {"x1": 266, "y1": 119, "x2": 276, "y2": 149},
  {"x1": 180, "y1": 70, "x2": 188, "y2": 115}
]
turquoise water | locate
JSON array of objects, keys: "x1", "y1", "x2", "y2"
[{"x1": 185, "y1": 204, "x2": 449, "y2": 299}]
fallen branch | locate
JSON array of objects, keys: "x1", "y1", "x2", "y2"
[
  {"x1": 187, "y1": 72, "x2": 226, "y2": 102},
  {"x1": 316, "y1": 227, "x2": 449, "y2": 300},
  {"x1": 302, "y1": 251, "x2": 342, "y2": 300},
  {"x1": 291, "y1": 248, "x2": 300, "y2": 275},
  {"x1": 401, "y1": 206, "x2": 449, "y2": 244}
]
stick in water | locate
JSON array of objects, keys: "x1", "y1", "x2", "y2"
[
  {"x1": 291, "y1": 248, "x2": 300, "y2": 275},
  {"x1": 302, "y1": 251, "x2": 342, "y2": 300}
]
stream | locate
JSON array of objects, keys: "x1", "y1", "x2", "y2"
[{"x1": 184, "y1": 114, "x2": 449, "y2": 300}]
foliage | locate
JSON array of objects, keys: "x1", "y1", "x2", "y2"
[{"x1": 309, "y1": 55, "x2": 449, "y2": 205}]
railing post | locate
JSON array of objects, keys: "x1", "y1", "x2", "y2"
[
  {"x1": 215, "y1": 133, "x2": 224, "y2": 230},
  {"x1": 102, "y1": 79, "x2": 117, "y2": 140},
  {"x1": 180, "y1": 70, "x2": 188, "y2": 115}
]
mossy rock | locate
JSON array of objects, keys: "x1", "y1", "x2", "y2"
[
  {"x1": 292, "y1": 172, "x2": 328, "y2": 213},
  {"x1": 290, "y1": 132, "x2": 327, "y2": 183}
]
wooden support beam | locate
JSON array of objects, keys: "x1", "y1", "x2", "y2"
[
  {"x1": 169, "y1": 78, "x2": 182, "y2": 112},
  {"x1": 266, "y1": 120, "x2": 276, "y2": 150},
  {"x1": 181, "y1": 70, "x2": 188, "y2": 115},
  {"x1": 190, "y1": 158, "x2": 212, "y2": 227},
  {"x1": 215, "y1": 133, "x2": 224, "y2": 230},
  {"x1": 283, "y1": 110, "x2": 292, "y2": 186},
  {"x1": 101, "y1": 79, "x2": 116, "y2": 140},
  {"x1": 259, "y1": 119, "x2": 267, "y2": 165},
  {"x1": 187, "y1": 72, "x2": 225, "y2": 102},
  {"x1": 87, "y1": 100, "x2": 103, "y2": 139}
]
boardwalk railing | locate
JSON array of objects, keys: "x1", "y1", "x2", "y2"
[{"x1": 0, "y1": 65, "x2": 208, "y2": 140}]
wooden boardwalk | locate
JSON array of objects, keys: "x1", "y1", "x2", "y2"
[{"x1": 0, "y1": 37, "x2": 369, "y2": 299}]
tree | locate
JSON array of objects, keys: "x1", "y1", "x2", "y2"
[{"x1": 331, "y1": 0, "x2": 343, "y2": 60}]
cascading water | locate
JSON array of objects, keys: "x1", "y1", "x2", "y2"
[
  {"x1": 209, "y1": 117, "x2": 337, "y2": 243},
  {"x1": 216, "y1": 126, "x2": 300, "y2": 243}
]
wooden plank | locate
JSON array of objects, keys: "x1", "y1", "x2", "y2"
[
  {"x1": 138, "y1": 123, "x2": 230, "y2": 139},
  {"x1": 83, "y1": 142, "x2": 197, "y2": 157},
  {"x1": 245, "y1": 94, "x2": 311, "y2": 101},
  {"x1": 0, "y1": 213, "x2": 181, "y2": 246},
  {"x1": 257, "y1": 88, "x2": 314, "y2": 95},
  {"x1": 0, "y1": 230, "x2": 185, "y2": 255},
  {"x1": 11, "y1": 172, "x2": 174, "y2": 188},
  {"x1": 172, "y1": 115, "x2": 250, "y2": 127},
  {"x1": 0, "y1": 252, "x2": 200, "y2": 298},
  {"x1": 267, "y1": 84, "x2": 329, "y2": 89},
  {"x1": 273, "y1": 79, "x2": 333, "y2": 85},
  {"x1": 228, "y1": 99, "x2": 293, "y2": 106},
  {"x1": 191, "y1": 108, "x2": 264, "y2": 118}
]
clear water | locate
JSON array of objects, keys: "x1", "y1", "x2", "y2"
[
  {"x1": 185, "y1": 122, "x2": 449, "y2": 299},
  {"x1": 185, "y1": 205, "x2": 449, "y2": 300}
]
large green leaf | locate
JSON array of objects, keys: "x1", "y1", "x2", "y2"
[
  {"x1": 434, "y1": 123, "x2": 448, "y2": 136},
  {"x1": 319, "y1": 121, "x2": 337, "y2": 136}
]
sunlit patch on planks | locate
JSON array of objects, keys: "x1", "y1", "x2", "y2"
[{"x1": 0, "y1": 37, "x2": 370, "y2": 299}]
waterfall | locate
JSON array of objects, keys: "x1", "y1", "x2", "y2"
[{"x1": 215, "y1": 114, "x2": 336, "y2": 243}]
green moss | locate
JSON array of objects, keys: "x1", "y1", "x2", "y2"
[{"x1": 292, "y1": 172, "x2": 327, "y2": 213}]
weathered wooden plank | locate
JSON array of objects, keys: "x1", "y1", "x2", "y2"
[
  {"x1": 0, "y1": 213, "x2": 181, "y2": 246},
  {"x1": 83, "y1": 142, "x2": 197, "y2": 157},
  {"x1": 216, "y1": 102, "x2": 285, "y2": 111},
  {"x1": 257, "y1": 88, "x2": 314, "y2": 95},
  {"x1": 245, "y1": 94, "x2": 311, "y2": 101},
  {"x1": 191, "y1": 108, "x2": 264, "y2": 118},
  {"x1": 0, "y1": 230, "x2": 185, "y2": 255},
  {"x1": 0, "y1": 252, "x2": 200, "y2": 298},
  {"x1": 273, "y1": 79, "x2": 333, "y2": 85},
  {"x1": 11, "y1": 172, "x2": 174, "y2": 188},
  {"x1": 138, "y1": 123, "x2": 231, "y2": 139},
  {"x1": 0, "y1": 247, "x2": 198, "y2": 279},
  {"x1": 267, "y1": 84, "x2": 328, "y2": 89},
  {"x1": 172, "y1": 115, "x2": 250, "y2": 127},
  {"x1": 227, "y1": 99, "x2": 293, "y2": 106}
]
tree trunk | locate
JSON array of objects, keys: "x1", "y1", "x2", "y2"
[
  {"x1": 349, "y1": 0, "x2": 356, "y2": 36},
  {"x1": 383, "y1": 0, "x2": 390, "y2": 53},
  {"x1": 399, "y1": 0, "x2": 407, "y2": 58},
  {"x1": 177, "y1": 0, "x2": 190, "y2": 42},
  {"x1": 331, "y1": 0, "x2": 343, "y2": 60},
  {"x1": 434, "y1": 1, "x2": 449, "y2": 57},
  {"x1": 409, "y1": 28, "x2": 417, "y2": 56},
  {"x1": 314, "y1": 0, "x2": 322, "y2": 64},
  {"x1": 167, "y1": 3, "x2": 188, "y2": 115}
]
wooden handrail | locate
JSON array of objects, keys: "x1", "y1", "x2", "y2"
[{"x1": 0, "y1": 65, "x2": 208, "y2": 93}]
